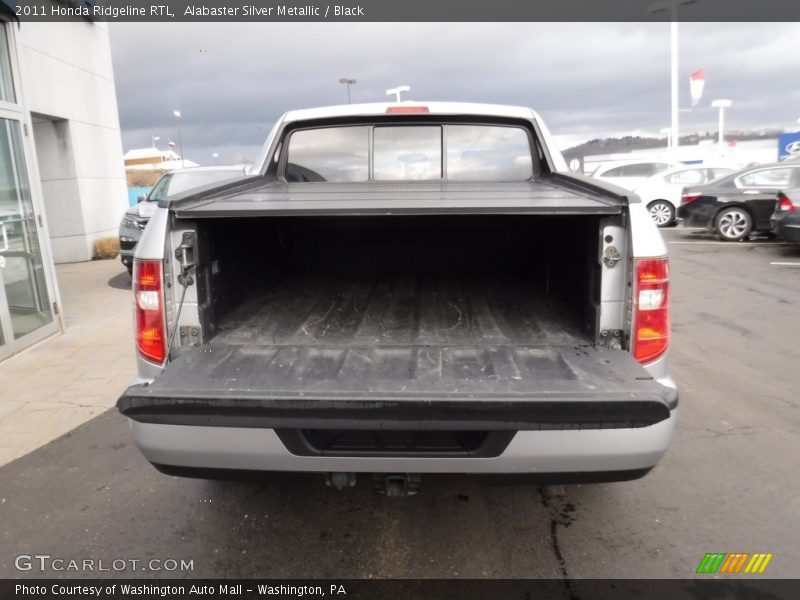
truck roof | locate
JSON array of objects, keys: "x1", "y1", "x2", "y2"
[{"x1": 281, "y1": 102, "x2": 540, "y2": 123}]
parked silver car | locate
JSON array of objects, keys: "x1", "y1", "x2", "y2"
[{"x1": 119, "y1": 166, "x2": 248, "y2": 274}]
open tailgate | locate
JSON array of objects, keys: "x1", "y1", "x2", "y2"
[{"x1": 118, "y1": 344, "x2": 676, "y2": 430}]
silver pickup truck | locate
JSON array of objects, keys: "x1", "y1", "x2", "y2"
[{"x1": 117, "y1": 102, "x2": 677, "y2": 492}]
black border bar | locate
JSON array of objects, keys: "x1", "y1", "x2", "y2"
[
  {"x1": 3, "y1": 579, "x2": 800, "y2": 599},
  {"x1": 9, "y1": 0, "x2": 800, "y2": 23}
]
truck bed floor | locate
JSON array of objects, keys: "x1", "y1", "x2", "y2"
[
  {"x1": 213, "y1": 272, "x2": 589, "y2": 348},
  {"x1": 139, "y1": 273, "x2": 674, "y2": 405}
]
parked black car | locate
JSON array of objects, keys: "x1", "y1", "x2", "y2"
[
  {"x1": 771, "y1": 169, "x2": 800, "y2": 242},
  {"x1": 677, "y1": 163, "x2": 800, "y2": 241}
]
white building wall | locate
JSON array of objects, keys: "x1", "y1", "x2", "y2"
[{"x1": 16, "y1": 21, "x2": 127, "y2": 263}]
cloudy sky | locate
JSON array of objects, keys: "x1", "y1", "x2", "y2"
[{"x1": 109, "y1": 22, "x2": 800, "y2": 165}]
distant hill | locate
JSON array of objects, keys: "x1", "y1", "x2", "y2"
[{"x1": 563, "y1": 129, "x2": 783, "y2": 161}]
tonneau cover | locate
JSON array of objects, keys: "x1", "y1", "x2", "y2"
[{"x1": 170, "y1": 176, "x2": 626, "y2": 218}]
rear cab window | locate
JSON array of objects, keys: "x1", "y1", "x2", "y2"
[
  {"x1": 285, "y1": 126, "x2": 369, "y2": 182},
  {"x1": 447, "y1": 125, "x2": 533, "y2": 181},
  {"x1": 374, "y1": 126, "x2": 442, "y2": 180},
  {"x1": 283, "y1": 122, "x2": 535, "y2": 182}
]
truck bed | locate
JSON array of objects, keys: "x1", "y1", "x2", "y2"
[
  {"x1": 142, "y1": 213, "x2": 644, "y2": 406},
  {"x1": 142, "y1": 263, "x2": 671, "y2": 412},
  {"x1": 213, "y1": 272, "x2": 588, "y2": 348},
  {"x1": 169, "y1": 271, "x2": 603, "y2": 401},
  {"x1": 120, "y1": 205, "x2": 675, "y2": 431}
]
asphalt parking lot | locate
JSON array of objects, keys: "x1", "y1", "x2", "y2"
[{"x1": 1, "y1": 227, "x2": 799, "y2": 580}]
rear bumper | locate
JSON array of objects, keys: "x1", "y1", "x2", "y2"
[
  {"x1": 118, "y1": 223, "x2": 142, "y2": 265},
  {"x1": 771, "y1": 215, "x2": 800, "y2": 242},
  {"x1": 677, "y1": 203, "x2": 713, "y2": 229},
  {"x1": 127, "y1": 408, "x2": 677, "y2": 476},
  {"x1": 121, "y1": 373, "x2": 679, "y2": 477},
  {"x1": 119, "y1": 238, "x2": 137, "y2": 268},
  {"x1": 118, "y1": 348, "x2": 679, "y2": 478}
]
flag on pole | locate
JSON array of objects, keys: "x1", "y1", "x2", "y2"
[
  {"x1": 690, "y1": 69, "x2": 705, "y2": 106},
  {"x1": 168, "y1": 140, "x2": 176, "y2": 147}
]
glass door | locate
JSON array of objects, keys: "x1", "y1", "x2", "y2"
[
  {"x1": 0, "y1": 115, "x2": 57, "y2": 359},
  {"x1": 0, "y1": 23, "x2": 60, "y2": 361}
]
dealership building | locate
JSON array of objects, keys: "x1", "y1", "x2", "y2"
[{"x1": 0, "y1": 8, "x2": 128, "y2": 361}]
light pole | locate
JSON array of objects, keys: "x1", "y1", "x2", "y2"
[
  {"x1": 151, "y1": 134, "x2": 160, "y2": 149},
  {"x1": 711, "y1": 99, "x2": 732, "y2": 145},
  {"x1": 338, "y1": 78, "x2": 357, "y2": 103},
  {"x1": 648, "y1": 0, "x2": 698, "y2": 151},
  {"x1": 386, "y1": 85, "x2": 410, "y2": 102},
  {"x1": 173, "y1": 110, "x2": 185, "y2": 168},
  {"x1": 212, "y1": 152, "x2": 219, "y2": 164},
  {"x1": 660, "y1": 127, "x2": 673, "y2": 149}
]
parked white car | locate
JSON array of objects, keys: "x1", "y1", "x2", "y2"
[
  {"x1": 633, "y1": 164, "x2": 736, "y2": 227},
  {"x1": 591, "y1": 160, "x2": 680, "y2": 192}
]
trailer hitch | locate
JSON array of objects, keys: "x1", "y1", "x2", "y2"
[
  {"x1": 325, "y1": 473, "x2": 422, "y2": 496},
  {"x1": 326, "y1": 472, "x2": 357, "y2": 490},
  {"x1": 374, "y1": 474, "x2": 421, "y2": 497}
]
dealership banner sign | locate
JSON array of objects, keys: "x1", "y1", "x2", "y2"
[{"x1": 778, "y1": 132, "x2": 800, "y2": 161}]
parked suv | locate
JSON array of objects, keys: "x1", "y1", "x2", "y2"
[
  {"x1": 117, "y1": 103, "x2": 678, "y2": 491},
  {"x1": 119, "y1": 166, "x2": 247, "y2": 274}
]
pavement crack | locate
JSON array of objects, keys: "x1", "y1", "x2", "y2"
[
  {"x1": 539, "y1": 486, "x2": 580, "y2": 600},
  {"x1": 59, "y1": 400, "x2": 108, "y2": 410},
  {"x1": 682, "y1": 425, "x2": 758, "y2": 438}
]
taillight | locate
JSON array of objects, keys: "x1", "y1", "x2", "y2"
[
  {"x1": 134, "y1": 259, "x2": 166, "y2": 364},
  {"x1": 776, "y1": 192, "x2": 796, "y2": 213},
  {"x1": 632, "y1": 258, "x2": 669, "y2": 364},
  {"x1": 680, "y1": 192, "x2": 702, "y2": 205}
]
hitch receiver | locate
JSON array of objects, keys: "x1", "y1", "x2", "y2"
[
  {"x1": 375, "y1": 474, "x2": 422, "y2": 497},
  {"x1": 326, "y1": 472, "x2": 356, "y2": 490}
]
